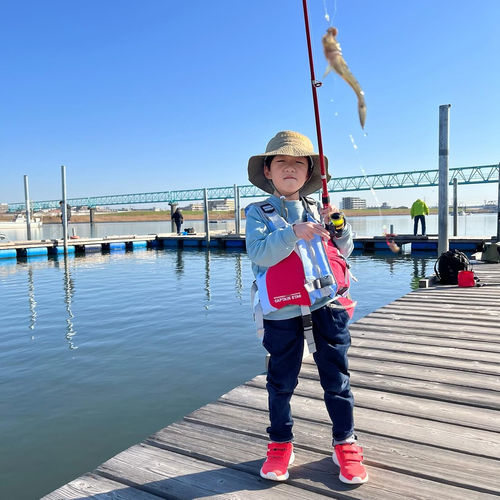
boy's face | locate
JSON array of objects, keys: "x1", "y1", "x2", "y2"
[{"x1": 264, "y1": 155, "x2": 309, "y2": 198}]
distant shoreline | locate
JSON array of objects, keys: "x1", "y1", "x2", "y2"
[
  {"x1": 3, "y1": 207, "x2": 492, "y2": 225},
  {"x1": 30, "y1": 208, "x2": 436, "y2": 224}
]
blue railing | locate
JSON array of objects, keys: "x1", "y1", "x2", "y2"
[{"x1": 7, "y1": 164, "x2": 499, "y2": 211}]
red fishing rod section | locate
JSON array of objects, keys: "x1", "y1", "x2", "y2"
[{"x1": 301, "y1": 0, "x2": 330, "y2": 209}]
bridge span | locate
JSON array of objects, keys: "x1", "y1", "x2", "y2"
[{"x1": 7, "y1": 164, "x2": 499, "y2": 211}]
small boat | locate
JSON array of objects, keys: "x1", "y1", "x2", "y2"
[{"x1": 0, "y1": 215, "x2": 43, "y2": 229}]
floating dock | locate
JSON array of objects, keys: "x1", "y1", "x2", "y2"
[
  {"x1": 43, "y1": 262, "x2": 500, "y2": 499},
  {"x1": 0, "y1": 233, "x2": 493, "y2": 259}
]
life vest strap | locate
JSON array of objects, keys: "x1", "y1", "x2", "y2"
[
  {"x1": 251, "y1": 281, "x2": 265, "y2": 338},
  {"x1": 300, "y1": 305, "x2": 316, "y2": 354},
  {"x1": 304, "y1": 275, "x2": 335, "y2": 293}
]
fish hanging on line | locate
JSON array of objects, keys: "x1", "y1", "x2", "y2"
[
  {"x1": 322, "y1": 27, "x2": 366, "y2": 129},
  {"x1": 384, "y1": 232, "x2": 400, "y2": 253}
]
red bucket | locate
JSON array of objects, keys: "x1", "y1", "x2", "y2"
[{"x1": 458, "y1": 270, "x2": 475, "y2": 287}]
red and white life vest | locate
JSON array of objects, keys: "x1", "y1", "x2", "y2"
[{"x1": 249, "y1": 199, "x2": 356, "y2": 353}]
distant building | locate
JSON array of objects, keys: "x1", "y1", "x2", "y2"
[
  {"x1": 381, "y1": 202, "x2": 391, "y2": 209},
  {"x1": 188, "y1": 203, "x2": 204, "y2": 211},
  {"x1": 208, "y1": 199, "x2": 235, "y2": 211},
  {"x1": 0, "y1": 203, "x2": 8, "y2": 213},
  {"x1": 342, "y1": 197, "x2": 366, "y2": 210}
]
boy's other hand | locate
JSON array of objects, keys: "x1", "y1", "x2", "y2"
[
  {"x1": 293, "y1": 222, "x2": 330, "y2": 240},
  {"x1": 320, "y1": 205, "x2": 340, "y2": 218}
]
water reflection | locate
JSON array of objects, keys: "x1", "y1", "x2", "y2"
[
  {"x1": 175, "y1": 248, "x2": 185, "y2": 278},
  {"x1": 204, "y1": 250, "x2": 212, "y2": 309},
  {"x1": 411, "y1": 256, "x2": 429, "y2": 290},
  {"x1": 27, "y1": 266, "x2": 37, "y2": 332},
  {"x1": 62, "y1": 256, "x2": 78, "y2": 349},
  {"x1": 234, "y1": 252, "x2": 243, "y2": 302}
]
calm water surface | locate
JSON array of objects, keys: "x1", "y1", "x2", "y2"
[
  {"x1": 2, "y1": 212, "x2": 498, "y2": 242},
  {"x1": 0, "y1": 243, "x2": 448, "y2": 499}
]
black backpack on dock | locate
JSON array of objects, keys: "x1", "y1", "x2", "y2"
[{"x1": 434, "y1": 250, "x2": 471, "y2": 285}]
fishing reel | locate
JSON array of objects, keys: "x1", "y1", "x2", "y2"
[{"x1": 327, "y1": 212, "x2": 346, "y2": 238}]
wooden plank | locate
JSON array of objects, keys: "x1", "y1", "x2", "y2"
[
  {"x1": 41, "y1": 472, "x2": 162, "y2": 500},
  {"x1": 348, "y1": 346, "x2": 500, "y2": 377},
  {"x1": 299, "y1": 363, "x2": 500, "y2": 410},
  {"x1": 174, "y1": 403, "x2": 500, "y2": 495},
  {"x1": 351, "y1": 316, "x2": 500, "y2": 338},
  {"x1": 304, "y1": 355, "x2": 500, "y2": 392},
  {"x1": 349, "y1": 338, "x2": 500, "y2": 365},
  {"x1": 373, "y1": 305, "x2": 500, "y2": 324},
  {"x1": 244, "y1": 376, "x2": 500, "y2": 433},
  {"x1": 395, "y1": 295, "x2": 500, "y2": 307},
  {"x1": 348, "y1": 330, "x2": 500, "y2": 354},
  {"x1": 349, "y1": 322, "x2": 500, "y2": 344},
  {"x1": 219, "y1": 383, "x2": 500, "y2": 458},
  {"x1": 95, "y1": 442, "x2": 350, "y2": 500}
]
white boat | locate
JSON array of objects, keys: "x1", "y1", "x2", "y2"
[{"x1": 0, "y1": 215, "x2": 43, "y2": 229}]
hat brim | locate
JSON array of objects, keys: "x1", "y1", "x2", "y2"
[{"x1": 248, "y1": 152, "x2": 330, "y2": 197}]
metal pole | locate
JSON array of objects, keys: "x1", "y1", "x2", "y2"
[
  {"x1": 233, "y1": 184, "x2": 239, "y2": 235},
  {"x1": 170, "y1": 203, "x2": 178, "y2": 234},
  {"x1": 438, "y1": 104, "x2": 451, "y2": 256},
  {"x1": 23, "y1": 175, "x2": 32, "y2": 241},
  {"x1": 237, "y1": 187, "x2": 241, "y2": 235},
  {"x1": 453, "y1": 177, "x2": 458, "y2": 236},
  {"x1": 203, "y1": 188, "x2": 210, "y2": 245},
  {"x1": 497, "y1": 162, "x2": 500, "y2": 242}
]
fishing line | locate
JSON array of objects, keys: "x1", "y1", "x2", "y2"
[{"x1": 322, "y1": 0, "x2": 336, "y2": 25}]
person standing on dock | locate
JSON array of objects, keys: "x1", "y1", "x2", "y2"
[
  {"x1": 245, "y1": 131, "x2": 368, "y2": 485},
  {"x1": 172, "y1": 208, "x2": 184, "y2": 234},
  {"x1": 59, "y1": 201, "x2": 71, "y2": 224},
  {"x1": 410, "y1": 198, "x2": 429, "y2": 236}
]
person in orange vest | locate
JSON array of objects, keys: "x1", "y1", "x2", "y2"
[{"x1": 411, "y1": 198, "x2": 429, "y2": 236}]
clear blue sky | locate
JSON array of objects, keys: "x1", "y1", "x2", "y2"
[{"x1": 1, "y1": 0, "x2": 499, "y2": 208}]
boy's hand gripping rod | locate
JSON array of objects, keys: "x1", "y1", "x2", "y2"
[{"x1": 301, "y1": 0, "x2": 343, "y2": 237}]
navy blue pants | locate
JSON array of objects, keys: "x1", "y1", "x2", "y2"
[
  {"x1": 263, "y1": 304, "x2": 354, "y2": 444},
  {"x1": 414, "y1": 215, "x2": 426, "y2": 236}
]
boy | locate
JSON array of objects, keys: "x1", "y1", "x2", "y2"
[{"x1": 245, "y1": 131, "x2": 368, "y2": 485}]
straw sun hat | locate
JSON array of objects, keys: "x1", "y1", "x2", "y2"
[{"x1": 247, "y1": 131, "x2": 330, "y2": 196}]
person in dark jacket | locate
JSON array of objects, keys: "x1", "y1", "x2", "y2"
[
  {"x1": 172, "y1": 208, "x2": 184, "y2": 234},
  {"x1": 59, "y1": 201, "x2": 71, "y2": 223}
]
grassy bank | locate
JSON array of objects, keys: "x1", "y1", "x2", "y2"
[{"x1": 2, "y1": 207, "x2": 439, "y2": 224}]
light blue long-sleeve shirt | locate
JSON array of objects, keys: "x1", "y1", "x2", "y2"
[{"x1": 245, "y1": 195, "x2": 354, "y2": 321}]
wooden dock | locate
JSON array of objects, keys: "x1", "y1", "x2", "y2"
[
  {"x1": 0, "y1": 233, "x2": 493, "y2": 257},
  {"x1": 42, "y1": 262, "x2": 500, "y2": 499}
]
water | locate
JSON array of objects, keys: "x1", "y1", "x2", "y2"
[
  {"x1": 1, "y1": 212, "x2": 497, "y2": 243},
  {"x1": 0, "y1": 245, "x2": 437, "y2": 499}
]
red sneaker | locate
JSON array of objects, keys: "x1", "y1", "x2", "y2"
[
  {"x1": 260, "y1": 442, "x2": 295, "y2": 481},
  {"x1": 333, "y1": 443, "x2": 368, "y2": 484}
]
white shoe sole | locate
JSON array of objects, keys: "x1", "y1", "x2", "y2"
[
  {"x1": 332, "y1": 452, "x2": 369, "y2": 484},
  {"x1": 260, "y1": 451, "x2": 295, "y2": 481}
]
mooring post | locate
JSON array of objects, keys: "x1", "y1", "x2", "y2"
[
  {"x1": 497, "y1": 162, "x2": 500, "y2": 242},
  {"x1": 203, "y1": 188, "x2": 210, "y2": 245},
  {"x1": 237, "y1": 186, "x2": 241, "y2": 235},
  {"x1": 233, "y1": 184, "x2": 238, "y2": 235},
  {"x1": 89, "y1": 207, "x2": 95, "y2": 224},
  {"x1": 453, "y1": 177, "x2": 458, "y2": 236},
  {"x1": 390, "y1": 224, "x2": 394, "y2": 235},
  {"x1": 23, "y1": 175, "x2": 32, "y2": 241},
  {"x1": 61, "y1": 166, "x2": 68, "y2": 255},
  {"x1": 438, "y1": 104, "x2": 451, "y2": 256},
  {"x1": 170, "y1": 203, "x2": 178, "y2": 234}
]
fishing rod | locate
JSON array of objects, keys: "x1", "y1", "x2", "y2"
[{"x1": 301, "y1": 0, "x2": 329, "y2": 210}]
